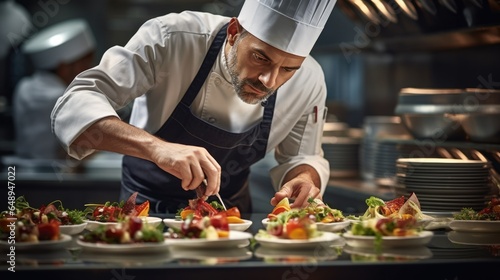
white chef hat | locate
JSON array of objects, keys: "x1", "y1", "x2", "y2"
[
  {"x1": 238, "y1": 0, "x2": 337, "y2": 57},
  {"x1": 22, "y1": 19, "x2": 95, "y2": 69}
]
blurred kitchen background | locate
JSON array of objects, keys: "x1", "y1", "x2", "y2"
[{"x1": 1, "y1": 0, "x2": 499, "y2": 214}]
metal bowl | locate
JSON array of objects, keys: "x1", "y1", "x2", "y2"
[
  {"x1": 395, "y1": 88, "x2": 468, "y2": 140},
  {"x1": 460, "y1": 88, "x2": 500, "y2": 143},
  {"x1": 399, "y1": 113, "x2": 467, "y2": 141}
]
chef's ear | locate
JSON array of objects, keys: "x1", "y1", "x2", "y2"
[{"x1": 227, "y1": 17, "x2": 242, "y2": 45}]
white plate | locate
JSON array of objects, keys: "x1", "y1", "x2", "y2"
[
  {"x1": 164, "y1": 230, "x2": 252, "y2": 249},
  {"x1": 342, "y1": 231, "x2": 434, "y2": 248},
  {"x1": 447, "y1": 231, "x2": 500, "y2": 245},
  {"x1": 448, "y1": 220, "x2": 500, "y2": 233},
  {"x1": 85, "y1": 216, "x2": 163, "y2": 231},
  {"x1": 0, "y1": 234, "x2": 72, "y2": 251},
  {"x1": 254, "y1": 231, "x2": 341, "y2": 249},
  {"x1": 60, "y1": 222, "x2": 88, "y2": 235},
  {"x1": 77, "y1": 238, "x2": 170, "y2": 253},
  {"x1": 261, "y1": 218, "x2": 351, "y2": 232},
  {"x1": 163, "y1": 218, "x2": 253, "y2": 232},
  {"x1": 397, "y1": 158, "x2": 489, "y2": 167}
]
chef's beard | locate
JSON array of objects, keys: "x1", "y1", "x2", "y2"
[{"x1": 226, "y1": 37, "x2": 275, "y2": 105}]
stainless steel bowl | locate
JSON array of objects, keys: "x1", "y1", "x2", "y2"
[
  {"x1": 460, "y1": 88, "x2": 500, "y2": 143},
  {"x1": 399, "y1": 113, "x2": 466, "y2": 140},
  {"x1": 395, "y1": 88, "x2": 468, "y2": 140}
]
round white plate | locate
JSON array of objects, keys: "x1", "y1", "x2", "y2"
[
  {"x1": 447, "y1": 231, "x2": 500, "y2": 245},
  {"x1": 60, "y1": 222, "x2": 88, "y2": 235},
  {"x1": 0, "y1": 234, "x2": 72, "y2": 251},
  {"x1": 261, "y1": 218, "x2": 351, "y2": 232},
  {"x1": 163, "y1": 218, "x2": 253, "y2": 232},
  {"x1": 85, "y1": 216, "x2": 163, "y2": 231},
  {"x1": 77, "y1": 238, "x2": 170, "y2": 253},
  {"x1": 164, "y1": 230, "x2": 252, "y2": 249},
  {"x1": 254, "y1": 231, "x2": 341, "y2": 249},
  {"x1": 342, "y1": 231, "x2": 434, "y2": 248},
  {"x1": 397, "y1": 158, "x2": 489, "y2": 167},
  {"x1": 448, "y1": 220, "x2": 500, "y2": 233}
]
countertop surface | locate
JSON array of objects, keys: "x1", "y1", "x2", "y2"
[{"x1": 1, "y1": 212, "x2": 499, "y2": 280}]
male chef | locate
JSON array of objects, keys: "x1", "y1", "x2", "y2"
[{"x1": 51, "y1": 0, "x2": 337, "y2": 214}]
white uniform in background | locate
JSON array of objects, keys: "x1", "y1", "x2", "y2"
[{"x1": 13, "y1": 19, "x2": 95, "y2": 159}]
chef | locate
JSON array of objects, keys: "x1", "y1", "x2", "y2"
[
  {"x1": 13, "y1": 19, "x2": 96, "y2": 160},
  {"x1": 51, "y1": 0, "x2": 337, "y2": 214}
]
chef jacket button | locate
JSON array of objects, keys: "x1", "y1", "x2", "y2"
[
  {"x1": 208, "y1": 117, "x2": 216, "y2": 123},
  {"x1": 214, "y1": 77, "x2": 221, "y2": 86}
]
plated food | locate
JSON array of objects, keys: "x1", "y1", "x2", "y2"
[
  {"x1": 343, "y1": 231, "x2": 434, "y2": 249},
  {"x1": 254, "y1": 231, "x2": 340, "y2": 249},
  {"x1": 164, "y1": 212, "x2": 252, "y2": 248},
  {"x1": 449, "y1": 197, "x2": 500, "y2": 233},
  {"x1": 78, "y1": 216, "x2": 166, "y2": 253},
  {"x1": 86, "y1": 216, "x2": 162, "y2": 231},
  {"x1": 164, "y1": 231, "x2": 252, "y2": 249},
  {"x1": 351, "y1": 193, "x2": 434, "y2": 223},
  {"x1": 0, "y1": 233, "x2": 72, "y2": 251},
  {"x1": 84, "y1": 192, "x2": 150, "y2": 223},
  {"x1": 346, "y1": 215, "x2": 433, "y2": 249},
  {"x1": 163, "y1": 218, "x2": 252, "y2": 232},
  {"x1": 265, "y1": 198, "x2": 349, "y2": 232},
  {"x1": 0, "y1": 196, "x2": 86, "y2": 244}
]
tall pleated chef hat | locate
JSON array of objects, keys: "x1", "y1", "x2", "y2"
[
  {"x1": 238, "y1": 0, "x2": 337, "y2": 57},
  {"x1": 22, "y1": 19, "x2": 95, "y2": 69}
]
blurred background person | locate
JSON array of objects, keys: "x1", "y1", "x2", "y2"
[
  {"x1": 0, "y1": 0, "x2": 33, "y2": 154},
  {"x1": 12, "y1": 18, "x2": 96, "y2": 160}
]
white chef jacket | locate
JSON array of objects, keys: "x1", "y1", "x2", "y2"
[
  {"x1": 51, "y1": 11, "x2": 330, "y2": 194},
  {"x1": 14, "y1": 71, "x2": 66, "y2": 159}
]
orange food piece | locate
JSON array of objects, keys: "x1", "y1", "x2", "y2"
[
  {"x1": 226, "y1": 216, "x2": 245, "y2": 224},
  {"x1": 136, "y1": 201, "x2": 150, "y2": 216},
  {"x1": 180, "y1": 209, "x2": 195, "y2": 220},
  {"x1": 287, "y1": 228, "x2": 308, "y2": 240},
  {"x1": 217, "y1": 230, "x2": 230, "y2": 238},
  {"x1": 272, "y1": 205, "x2": 290, "y2": 215}
]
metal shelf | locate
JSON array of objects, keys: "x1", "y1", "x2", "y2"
[{"x1": 314, "y1": 25, "x2": 500, "y2": 53}]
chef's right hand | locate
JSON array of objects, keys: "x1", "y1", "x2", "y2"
[{"x1": 150, "y1": 142, "x2": 221, "y2": 196}]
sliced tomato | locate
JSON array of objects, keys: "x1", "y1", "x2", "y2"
[
  {"x1": 37, "y1": 219, "x2": 60, "y2": 241},
  {"x1": 209, "y1": 213, "x2": 229, "y2": 231},
  {"x1": 223, "y1": 207, "x2": 241, "y2": 218}
]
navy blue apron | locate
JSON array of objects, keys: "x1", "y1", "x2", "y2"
[{"x1": 121, "y1": 23, "x2": 276, "y2": 214}]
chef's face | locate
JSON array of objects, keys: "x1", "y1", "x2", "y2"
[{"x1": 225, "y1": 20, "x2": 305, "y2": 105}]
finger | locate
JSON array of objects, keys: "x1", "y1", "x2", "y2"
[
  {"x1": 204, "y1": 156, "x2": 221, "y2": 196},
  {"x1": 202, "y1": 160, "x2": 221, "y2": 196},
  {"x1": 270, "y1": 186, "x2": 291, "y2": 206}
]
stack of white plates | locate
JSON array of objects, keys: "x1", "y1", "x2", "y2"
[
  {"x1": 396, "y1": 158, "x2": 493, "y2": 213},
  {"x1": 323, "y1": 136, "x2": 361, "y2": 178},
  {"x1": 373, "y1": 141, "x2": 440, "y2": 187}
]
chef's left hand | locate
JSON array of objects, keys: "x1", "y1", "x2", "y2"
[{"x1": 270, "y1": 165, "x2": 322, "y2": 209}]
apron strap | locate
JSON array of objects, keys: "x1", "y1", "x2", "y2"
[{"x1": 181, "y1": 22, "x2": 229, "y2": 106}]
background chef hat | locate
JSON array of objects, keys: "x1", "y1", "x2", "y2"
[
  {"x1": 22, "y1": 19, "x2": 95, "y2": 70},
  {"x1": 238, "y1": 0, "x2": 337, "y2": 57}
]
